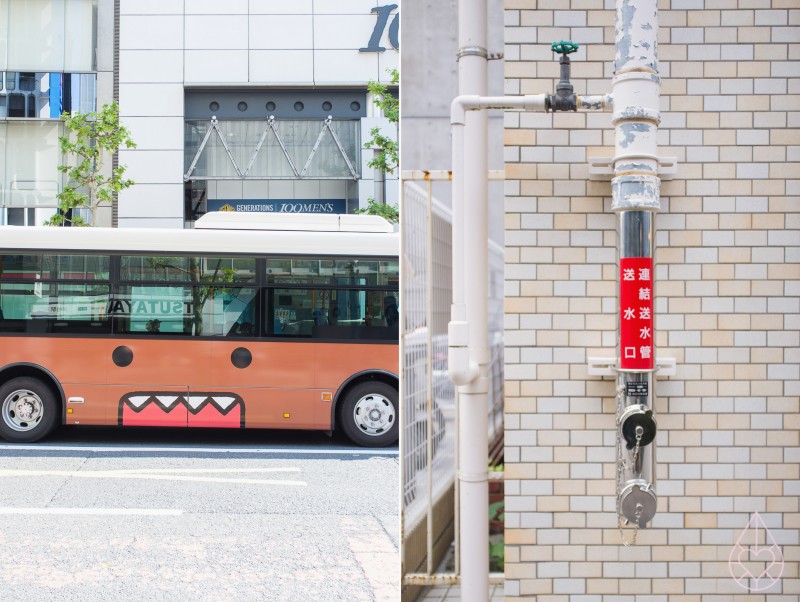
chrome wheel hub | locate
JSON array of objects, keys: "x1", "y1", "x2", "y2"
[
  {"x1": 2, "y1": 389, "x2": 44, "y2": 432},
  {"x1": 353, "y1": 393, "x2": 395, "y2": 436}
]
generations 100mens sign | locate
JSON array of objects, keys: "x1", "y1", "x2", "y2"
[{"x1": 208, "y1": 199, "x2": 347, "y2": 214}]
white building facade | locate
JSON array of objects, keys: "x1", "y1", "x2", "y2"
[{"x1": 0, "y1": 0, "x2": 398, "y2": 228}]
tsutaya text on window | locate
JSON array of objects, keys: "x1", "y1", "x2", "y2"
[{"x1": 619, "y1": 258, "x2": 654, "y2": 371}]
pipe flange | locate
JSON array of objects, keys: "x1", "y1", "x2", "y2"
[
  {"x1": 612, "y1": 107, "x2": 661, "y2": 125},
  {"x1": 619, "y1": 480, "x2": 657, "y2": 526},
  {"x1": 457, "y1": 46, "x2": 488, "y2": 60}
]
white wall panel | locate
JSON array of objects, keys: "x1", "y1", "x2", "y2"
[
  {"x1": 119, "y1": 84, "x2": 185, "y2": 117},
  {"x1": 117, "y1": 184, "x2": 185, "y2": 217},
  {"x1": 184, "y1": 0, "x2": 247, "y2": 14},
  {"x1": 120, "y1": 0, "x2": 183, "y2": 15},
  {"x1": 293, "y1": 180, "x2": 321, "y2": 199},
  {"x1": 119, "y1": 50, "x2": 183, "y2": 83},
  {"x1": 249, "y1": 51, "x2": 314, "y2": 83},
  {"x1": 249, "y1": 0, "x2": 313, "y2": 14},
  {"x1": 314, "y1": 50, "x2": 379, "y2": 83},
  {"x1": 120, "y1": 16, "x2": 184, "y2": 50},
  {"x1": 319, "y1": 180, "x2": 348, "y2": 199},
  {"x1": 184, "y1": 16, "x2": 248, "y2": 50},
  {"x1": 267, "y1": 180, "x2": 293, "y2": 199},
  {"x1": 378, "y1": 50, "x2": 399, "y2": 80},
  {"x1": 123, "y1": 117, "x2": 185, "y2": 151},
  {"x1": 314, "y1": 0, "x2": 383, "y2": 14},
  {"x1": 215, "y1": 180, "x2": 245, "y2": 199},
  {"x1": 314, "y1": 15, "x2": 376, "y2": 50},
  {"x1": 242, "y1": 180, "x2": 269, "y2": 199},
  {"x1": 118, "y1": 150, "x2": 185, "y2": 185},
  {"x1": 118, "y1": 217, "x2": 185, "y2": 228},
  {"x1": 185, "y1": 50, "x2": 249, "y2": 84},
  {"x1": 357, "y1": 179, "x2": 373, "y2": 209},
  {"x1": 248, "y1": 16, "x2": 314, "y2": 49}
]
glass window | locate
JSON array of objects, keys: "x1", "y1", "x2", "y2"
[
  {"x1": 112, "y1": 285, "x2": 258, "y2": 337},
  {"x1": 267, "y1": 287, "x2": 397, "y2": 341},
  {"x1": 266, "y1": 257, "x2": 399, "y2": 286},
  {"x1": 0, "y1": 254, "x2": 109, "y2": 280},
  {"x1": 120, "y1": 255, "x2": 256, "y2": 284},
  {"x1": 5, "y1": 0, "x2": 95, "y2": 72},
  {"x1": 3, "y1": 121, "x2": 62, "y2": 207},
  {"x1": 0, "y1": 72, "x2": 96, "y2": 119},
  {"x1": 0, "y1": 281, "x2": 110, "y2": 333},
  {"x1": 184, "y1": 119, "x2": 361, "y2": 180}
]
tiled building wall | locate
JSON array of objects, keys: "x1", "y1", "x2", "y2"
[{"x1": 503, "y1": 0, "x2": 799, "y2": 599}]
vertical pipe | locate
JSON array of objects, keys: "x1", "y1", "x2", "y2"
[
  {"x1": 613, "y1": 0, "x2": 660, "y2": 527},
  {"x1": 456, "y1": 0, "x2": 490, "y2": 596}
]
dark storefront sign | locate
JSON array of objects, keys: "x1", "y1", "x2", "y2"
[{"x1": 207, "y1": 199, "x2": 347, "y2": 214}]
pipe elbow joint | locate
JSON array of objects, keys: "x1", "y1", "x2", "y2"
[
  {"x1": 448, "y1": 320, "x2": 479, "y2": 385},
  {"x1": 448, "y1": 345, "x2": 479, "y2": 386},
  {"x1": 450, "y1": 95, "x2": 480, "y2": 125}
]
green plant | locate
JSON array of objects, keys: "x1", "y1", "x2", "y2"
[
  {"x1": 359, "y1": 68, "x2": 399, "y2": 222},
  {"x1": 364, "y1": 68, "x2": 399, "y2": 174},
  {"x1": 47, "y1": 101, "x2": 136, "y2": 226},
  {"x1": 489, "y1": 500, "x2": 505, "y2": 571},
  {"x1": 355, "y1": 197, "x2": 399, "y2": 224}
]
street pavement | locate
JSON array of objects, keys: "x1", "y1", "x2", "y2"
[{"x1": 0, "y1": 426, "x2": 399, "y2": 601}]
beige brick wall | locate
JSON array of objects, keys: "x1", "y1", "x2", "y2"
[{"x1": 503, "y1": 0, "x2": 799, "y2": 599}]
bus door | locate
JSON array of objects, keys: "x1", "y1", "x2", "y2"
[{"x1": 208, "y1": 340, "x2": 323, "y2": 430}]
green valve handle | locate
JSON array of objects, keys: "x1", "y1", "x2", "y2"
[{"x1": 551, "y1": 40, "x2": 579, "y2": 54}]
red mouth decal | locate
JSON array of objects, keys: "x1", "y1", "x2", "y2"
[{"x1": 118, "y1": 393, "x2": 245, "y2": 428}]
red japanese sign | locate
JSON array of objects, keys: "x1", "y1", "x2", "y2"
[{"x1": 620, "y1": 257, "x2": 654, "y2": 370}]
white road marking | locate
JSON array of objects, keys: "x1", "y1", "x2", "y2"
[
  {"x1": 0, "y1": 469, "x2": 307, "y2": 486},
  {"x1": 0, "y1": 444, "x2": 398, "y2": 456},
  {"x1": 0, "y1": 507, "x2": 183, "y2": 516}
]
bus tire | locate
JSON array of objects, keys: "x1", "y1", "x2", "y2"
[
  {"x1": 339, "y1": 381, "x2": 398, "y2": 447},
  {"x1": 0, "y1": 377, "x2": 59, "y2": 443}
]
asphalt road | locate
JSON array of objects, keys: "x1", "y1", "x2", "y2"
[{"x1": 0, "y1": 426, "x2": 399, "y2": 602}]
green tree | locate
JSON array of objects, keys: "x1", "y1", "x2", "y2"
[
  {"x1": 358, "y1": 68, "x2": 399, "y2": 224},
  {"x1": 47, "y1": 101, "x2": 136, "y2": 227}
]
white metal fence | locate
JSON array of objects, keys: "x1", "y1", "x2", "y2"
[{"x1": 401, "y1": 175, "x2": 504, "y2": 581}]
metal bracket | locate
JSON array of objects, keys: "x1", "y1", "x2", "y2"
[
  {"x1": 588, "y1": 356, "x2": 676, "y2": 377},
  {"x1": 588, "y1": 156, "x2": 678, "y2": 181}
]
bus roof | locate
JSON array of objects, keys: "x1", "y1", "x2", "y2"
[
  {"x1": 0, "y1": 221, "x2": 398, "y2": 257},
  {"x1": 194, "y1": 212, "x2": 395, "y2": 233}
]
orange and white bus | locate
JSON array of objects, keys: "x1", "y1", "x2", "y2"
[{"x1": 0, "y1": 212, "x2": 399, "y2": 446}]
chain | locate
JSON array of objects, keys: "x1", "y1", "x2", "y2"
[
  {"x1": 616, "y1": 386, "x2": 644, "y2": 546},
  {"x1": 631, "y1": 425, "x2": 644, "y2": 473}
]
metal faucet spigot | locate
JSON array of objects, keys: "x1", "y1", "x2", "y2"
[{"x1": 547, "y1": 40, "x2": 579, "y2": 112}]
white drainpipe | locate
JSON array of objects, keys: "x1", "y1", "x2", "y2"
[{"x1": 451, "y1": 0, "x2": 489, "y2": 597}]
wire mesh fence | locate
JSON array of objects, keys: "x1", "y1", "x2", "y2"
[{"x1": 401, "y1": 178, "x2": 504, "y2": 576}]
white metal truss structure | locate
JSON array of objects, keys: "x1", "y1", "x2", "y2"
[{"x1": 184, "y1": 116, "x2": 359, "y2": 181}]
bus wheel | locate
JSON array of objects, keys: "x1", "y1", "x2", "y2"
[
  {"x1": 0, "y1": 378, "x2": 59, "y2": 443},
  {"x1": 340, "y1": 381, "x2": 398, "y2": 447}
]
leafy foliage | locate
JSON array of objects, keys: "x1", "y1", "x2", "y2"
[
  {"x1": 46, "y1": 102, "x2": 136, "y2": 227},
  {"x1": 360, "y1": 69, "x2": 399, "y2": 222},
  {"x1": 354, "y1": 198, "x2": 399, "y2": 224}
]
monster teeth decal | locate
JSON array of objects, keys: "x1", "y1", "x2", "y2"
[
  {"x1": 118, "y1": 393, "x2": 245, "y2": 428},
  {"x1": 127, "y1": 396, "x2": 150, "y2": 409},
  {"x1": 186, "y1": 396, "x2": 207, "y2": 411},
  {"x1": 155, "y1": 396, "x2": 180, "y2": 409},
  {"x1": 214, "y1": 397, "x2": 237, "y2": 411}
]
